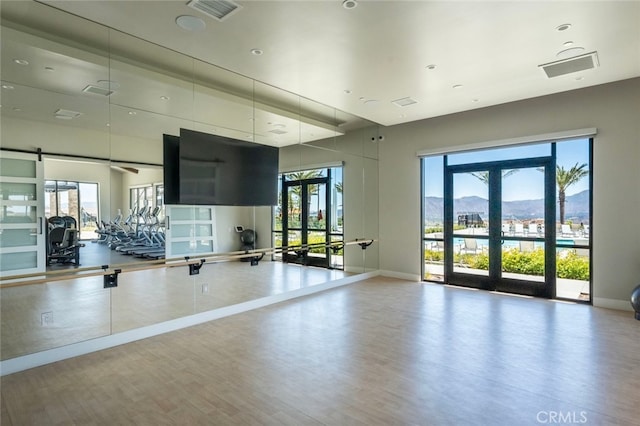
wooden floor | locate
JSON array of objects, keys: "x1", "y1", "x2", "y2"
[{"x1": 2, "y1": 277, "x2": 640, "y2": 425}]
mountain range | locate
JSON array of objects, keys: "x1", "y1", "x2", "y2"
[{"x1": 424, "y1": 190, "x2": 589, "y2": 222}]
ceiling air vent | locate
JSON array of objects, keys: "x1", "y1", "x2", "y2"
[
  {"x1": 268, "y1": 129, "x2": 288, "y2": 135},
  {"x1": 82, "y1": 84, "x2": 113, "y2": 96},
  {"x1": 54, "y1": 109, "x2": 82, "y2": 120},
  {"x1": 187, "y1": 0, "x2": 242, "y2": 21},
  {"x1": 539, "y1": 51, "x2": 599, "y2": 78},
  {"x1": 392, "y1": 97, "x2": 418, "y2": 107}
]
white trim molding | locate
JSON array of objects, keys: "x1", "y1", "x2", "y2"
[
  {"x1": 416, "y1": 128, "x2": 598, "y2": 157},
  {"x1": 593, "y1": 297, "x2": 633, "y2": 312},
  {"x1": 380, "y1": 270, "x2": 421, "y2": 281}
]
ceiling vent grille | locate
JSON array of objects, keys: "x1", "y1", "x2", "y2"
[
  {"x1": 268, "y1": 129, "x2": 288, "y2": 135},
  {"x1": 82, "y1": 84, "x2": 113, "y2": 96},
  {"x1": 392, "y1": 97, "x2": 418, "y2": 107},
  {"x1": 539, "y1": 51, "x2": 599, "y2": 78},
  {"x1": 54, "y1": 109, "x2": 82, "y2": 119},
  {"x1": 187, "y1": 0, "x2": 242, "y2": 21}
]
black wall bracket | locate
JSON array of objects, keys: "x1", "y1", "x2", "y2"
[
  {"x1": 187, "y1": 257, "x2": 206, "y2": 276},
  {"x1": 357, "y1": 239, "x2": 373, "y2": 250},
  {"x1": 330, "y1": 243, "x2": 345, "y2": 254},
  {"x1": 103, "y1": 268, "x2": 120, "y2": 288}
]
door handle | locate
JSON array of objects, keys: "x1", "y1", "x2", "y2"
[
  {"x1": 38, "y1": 217, "x2": 43, "y2": 235},
  {"x1": 166, "y1": 216, "x2": 170, "y2": 230}
]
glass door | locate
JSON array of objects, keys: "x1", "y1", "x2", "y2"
[
  {"x1": 445, "y1": 158, "x2": 555, "y2": 297},
  {"x1": 282, "y1": 177, "x2": 330, "y2": 268},
  {"x1": 0, "y1": 151, "x2": 46, "y2": 276}
]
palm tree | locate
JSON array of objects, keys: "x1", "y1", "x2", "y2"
[
  {"x1": 555, "y1": 163, "x2": 589, "y2": 224},
  {"x1": 284, "y1": 170, "x2": 323, "y2": 225},
  {"x1": 470, "y1": 169, "x2": 519, "y2": 185}
]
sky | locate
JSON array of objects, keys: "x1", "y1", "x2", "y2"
[{"x1": 423, "y1": 138, "x2": 590, "y2": 201}]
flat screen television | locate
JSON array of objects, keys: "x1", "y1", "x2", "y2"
[
  {"x1": 163, "y1": 129, "x2": 279, "y2": 206},
  {"x1": 163, "y1": 134, "x2": 180, "y2": 205}
]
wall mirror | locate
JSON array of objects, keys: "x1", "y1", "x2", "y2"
[{"x1": 0, "y1": 0, "x2": 378, "y2": 360}]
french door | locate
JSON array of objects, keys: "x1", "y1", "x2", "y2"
[
  {"x1": 444, "y1": 157, "x2": 556, "y2": 297},
  {"x1": 282, "y1": 176, "x2": 330, "y2": 268}
]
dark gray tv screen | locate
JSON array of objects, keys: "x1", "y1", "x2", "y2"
[{"x1": 176, "y1": 129, "x2": 279, "y2": 206}]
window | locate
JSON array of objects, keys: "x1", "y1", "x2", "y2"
[
  {"x1": 45, "y1": 180, "x2": 99, "y2": 240},
  {"x1": 421, "y1": 138, "x2": 592, "y2": 302}
]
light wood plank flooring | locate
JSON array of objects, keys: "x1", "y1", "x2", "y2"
[{"x1": 2, "y1": 277, "x2": 640, "y2": 425}]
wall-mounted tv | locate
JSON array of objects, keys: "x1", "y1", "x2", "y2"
[{"x1": 163, "y1": 129, "x2": 279, "y2": 206}]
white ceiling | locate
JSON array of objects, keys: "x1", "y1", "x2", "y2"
[
  {"x1": 41, "y1": 0, "x2": 640, "y2": 126},
  {"x1": 2, "y1": 0, "x2": 639, "y2": 145}
]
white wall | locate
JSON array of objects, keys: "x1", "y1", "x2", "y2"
[{"x1": 378, "y1": 77, "x2": 640, "y2": 307}]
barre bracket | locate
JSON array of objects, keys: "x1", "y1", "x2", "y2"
[
  {"x1": 357, "y1": 239, "x2": 373, "y2": 250},
  {"x1": 186, "y1": 257, "x2": 206, "y2": 276},
  {"x1": 103, "y1": 268, "x2": 120, "y2": 288}
]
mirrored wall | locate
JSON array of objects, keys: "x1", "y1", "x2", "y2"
[{"x1": 0, "y1": 1, "x2": 379, "y2": 361}]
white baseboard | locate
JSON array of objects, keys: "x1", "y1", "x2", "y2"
[
  {"x1": 379, "y1": 270, "x2": 421, "y2": 281},
  {"x1": 593, "y1": 297, "x2": 633, "y2": 312},
  {"x1": 0, "y1": 271, "x2": 378, "y2": 376}
]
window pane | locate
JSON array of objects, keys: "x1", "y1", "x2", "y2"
[{"x1": 447, "y1": 143, "x2": 551, "y2": 166}]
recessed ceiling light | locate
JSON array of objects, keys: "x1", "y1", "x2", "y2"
[
  {"x1": 2, "y1": 84, "x2": 15, "y2": 90},
  {"x1": 364, "y1": 99, "x2": 379, "y2": 105},
  {"x1": 176, "y1": 15, "x2": 206, "y2": 32},
  {"x1": 426, "y1": 64, "x2": 437, "y2": 70},
  {"x1": 344, "y1": 89, "x2": 352, "y2": 94},
  {"x1": 160, "y1": 96, "x2": 170, "y2": 100},
  {"x1": 44, "y1": 66, "x2": 55, "y2": 72},
  {"x1": 556, "y1": 23, "x2": 571, "y2": 32},
  {"x1": 250, "y1": 48, "x2": 263, "y2": 56},
  {"x1": 128, "y1": 111, "x2": 136, "y2": 115},
  {"x1": 563, "y1": 41, "x2": 574, "y2": 47},
  {"x1": 557, "y1": 46, "x2": 585, "y2": 59},
  {"x1": 575, "y1": 76, "x2": 584, "y2": 81},
  {"x1": 13, "y1": 59, "x2": 29, "y2": 66},
  {"x1": 359, "y1": 97, "x2": 366, "y2": 101},
  {"x1": 452, "y1": 84, "x2": 463, "y2": 89},
  {"x1": 472, "y1": 99, "x2": 479, "y2": 103},
  {"x1": 342, "y1": 0, "x2": 358, "y2": 9},
  {"x1": 12, "y1": 107, "x2": 22, "y2": 112}
]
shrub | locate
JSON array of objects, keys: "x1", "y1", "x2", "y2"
[
  {"x1": 502, "y1": 248, "x2": 545, "y2": 275},
  {"x1": 425, "y1": 247, "x2": 589, "y2": 280},
  {"x1": 557, "y1": 251, "x2": 590, "y2": 281}
]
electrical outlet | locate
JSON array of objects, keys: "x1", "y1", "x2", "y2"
[
  {"x1": 41, "y1": 311, "x2": 53, "y2": 327},
  {"x1": 202, "y1": 283, "x2": 209, "y2": 294}
]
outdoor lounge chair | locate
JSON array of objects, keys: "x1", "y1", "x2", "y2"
[
  {"x1": 460, "y1": 238, "x2": 484, "y2": 255},
  {"x1": 514, "y1": 223, "x2": 524, "y2": 235},
  {"x1": 561, "y1": 224, "x2": 573, "y2": 237},
  {"x1": 519, "y1": 240, "x2": 535, "y2": 252}
]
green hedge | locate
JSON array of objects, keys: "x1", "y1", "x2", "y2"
[{"x1": 424, "y1": 248, "x2": 589, "y2": 281}]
